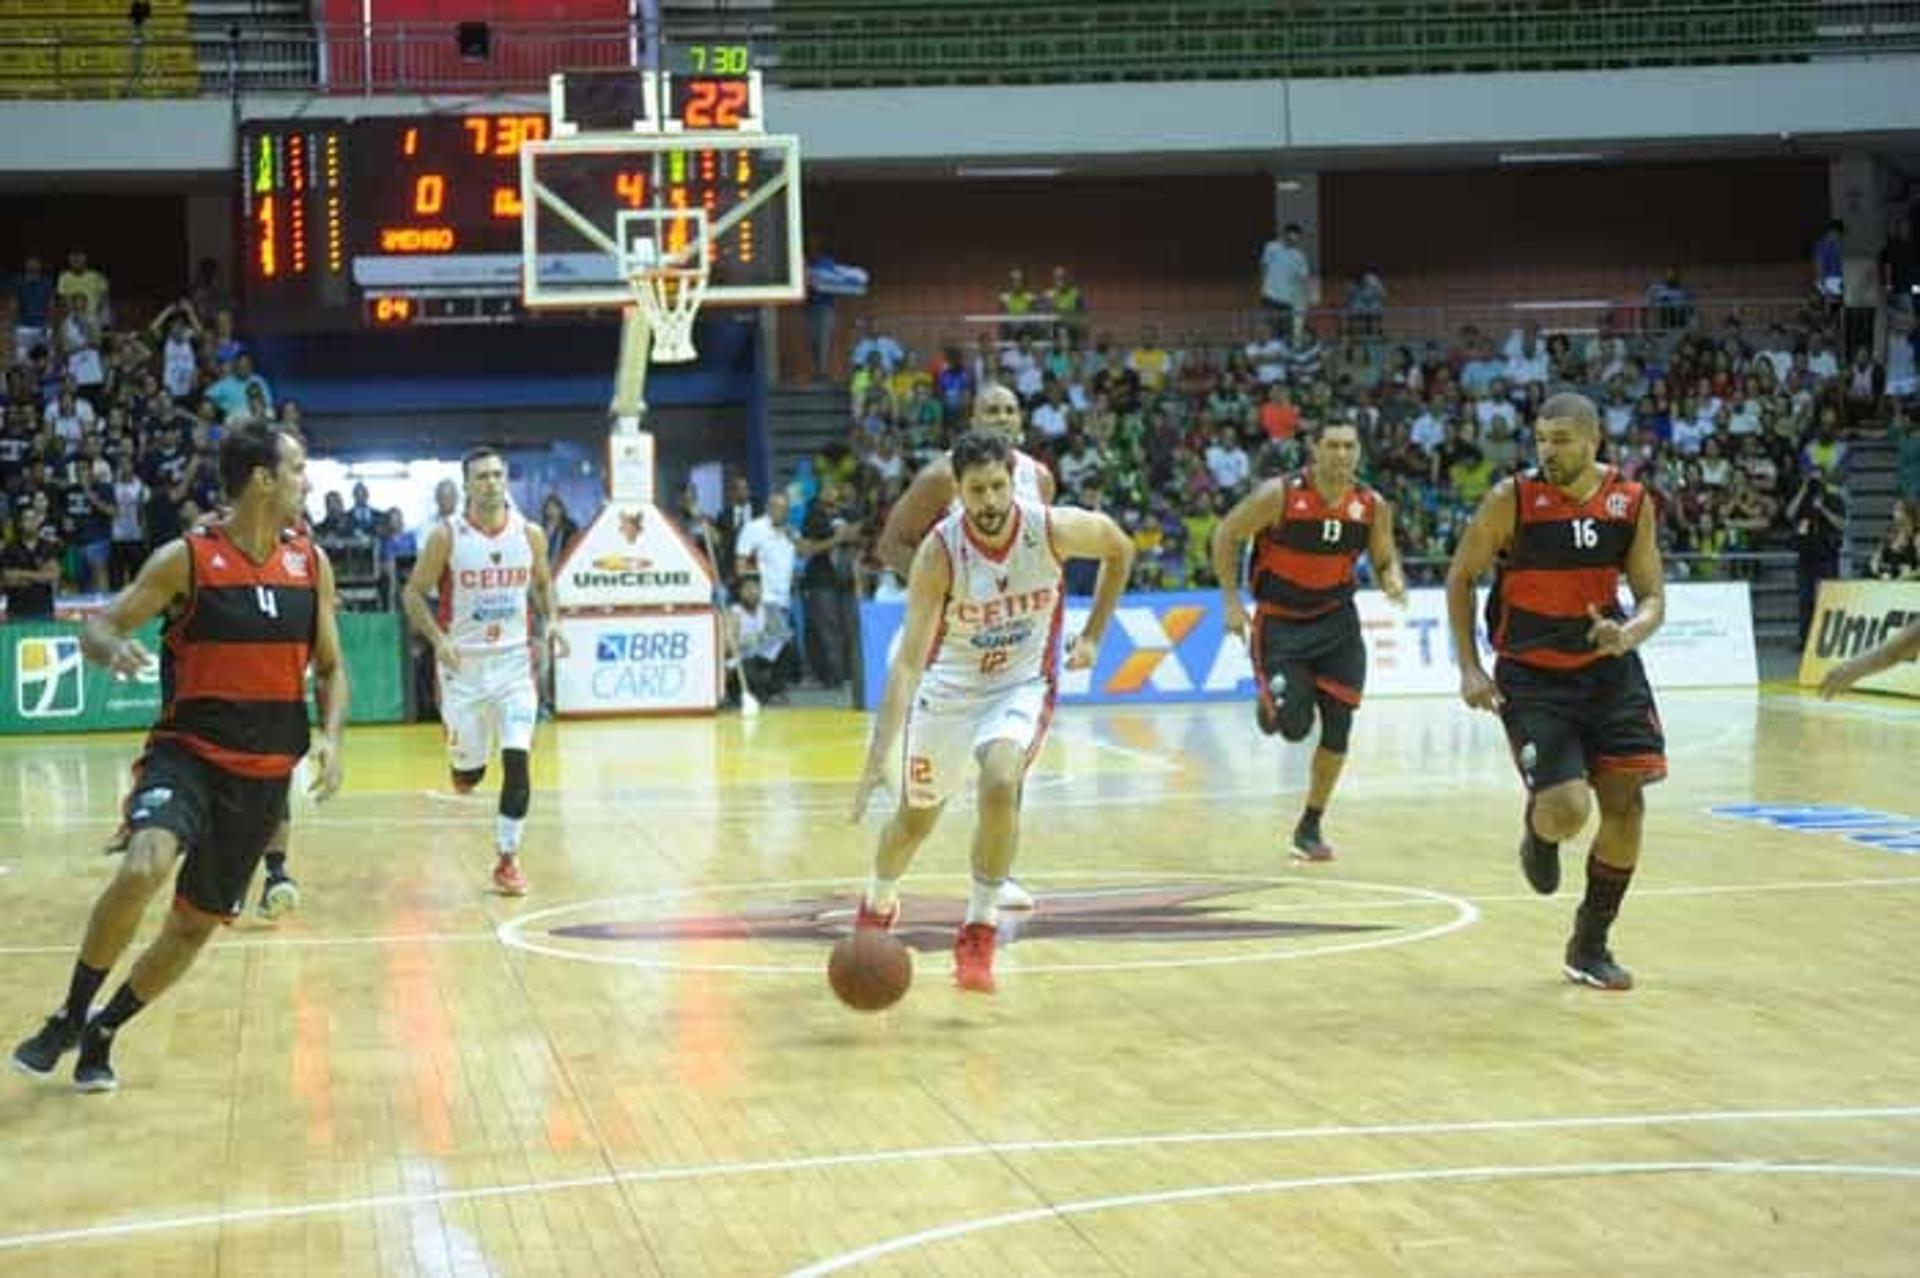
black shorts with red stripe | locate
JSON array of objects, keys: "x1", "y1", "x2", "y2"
[
  {"x1": 1495, "y1": 651, "x2": 1667, "y2": 793},
  {"x1": 1253, "y1": 602, "x2": 1367, "y2": 710},
  {"x1": 123, "y1": 738, "x2": 291, "y2": 920}
]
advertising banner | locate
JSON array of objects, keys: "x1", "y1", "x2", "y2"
[
  {"x1": 857, "y1": 582, "x2": 1757, "y2": 709},
  {"x1": 1797, "y1": 579, "x2": 1920, "y2": 698},
  {"x1": 553, "y1": 611, "x2": 721, "y2": 715},
  {"x1": 553, "y1": 500, "x2": 715, "y2": 610},
  {"x1": 0, "y1": 613, "x2": 407, "y2": 735}
]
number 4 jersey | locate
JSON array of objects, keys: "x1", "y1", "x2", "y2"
[
  {"x1": 921, "y1": 497, "x2": 1065, "y2": 699},
  {"x1": 440, "y1": 508, "x2": 536, "y2": 657}
]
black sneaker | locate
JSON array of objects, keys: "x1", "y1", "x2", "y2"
[
  {"x1": 73, "y1": 1022, "x2": 118, "y2": 1093},
  {"x1": 11, "y1": 1014, "x2": 80, "y2": 1078},
  {"x1": 1563, "y1": 940, "x2": 1633, "y2": 991},
  {"x1": 259, "y1": 872, "x2": 301, "y2": 921},
  {"x1": 1290, "y1": 825, "x2": 1335, "y2": 863},
  {"x1": 1519, "y1": 798, "x2": 1561, "y2": 895}
]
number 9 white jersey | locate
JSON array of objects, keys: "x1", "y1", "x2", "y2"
[{"x1": 440, "y1": 508, "x2": 536, "y2": 657}]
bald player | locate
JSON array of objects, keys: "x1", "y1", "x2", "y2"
[{"x1": 875, "y1": 383, "x2": 1057, "y2": 913}]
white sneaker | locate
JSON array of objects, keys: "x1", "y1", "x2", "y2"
[
  {"x1": 260, "y1": 875, "x2": 301, "y2": 920},
  {"x1": 995, "y1": 878, "x2": 1036, "y2": 911}
]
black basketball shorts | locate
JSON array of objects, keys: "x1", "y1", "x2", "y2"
[
  {"x1": 1495, "y1": 652, "x2": 1667, "y2": 793},
  {"x1": 1252, "y1": 602, "x2": 1368, "y2": 710},
  {"x1": 125, "y1": 738, "x2": 292, "y2": 920}
]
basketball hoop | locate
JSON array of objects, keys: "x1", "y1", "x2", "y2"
[{"x1": 630, "y1": 264, "x2": 709, "y2": 364}]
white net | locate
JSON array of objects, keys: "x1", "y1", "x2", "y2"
[{"x1": 633, "y1": 269, "x2": 709, "y2": 364}]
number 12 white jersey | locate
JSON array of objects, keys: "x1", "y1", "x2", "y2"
[{"x1": 922, "y1": 498, "x2": 1064, "y2": 698}]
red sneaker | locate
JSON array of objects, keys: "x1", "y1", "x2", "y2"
[
  {"x1": 492, "y1": 854, "x2": 528, "y2": 896},
  {"x1": 953, "y1": 922, "x2": 997, "y2": 994},
  {"x1": 854, "y1": 899, "x2": 899, "y2": 932}
]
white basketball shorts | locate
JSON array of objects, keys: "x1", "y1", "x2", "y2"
[
  {"x1": 439, "y1": 649, "x2": 537, "y2": 771},
  {"x1": 902, "y1": 679, "x2": 1053, "y2": 810}
]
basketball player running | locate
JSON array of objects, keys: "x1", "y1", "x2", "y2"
[
  {"x1": 851, "y1": 431, "x2": 1133, "y2": 993},
  {"x1": 12, "y1": 424, "x2": 347, "y2": 1091},
  {"x1": 1446, "y1": 392, "x2": 1666, "y2": 991},
  {"x1": 1213, "y1": 420, "x2": 1405, "y2": 862},
  {"x1": 875, "y1": 383, "x2": 1056, "y2": 912},
  {"x1": 403, "y1": 448, "x2": 564, "y2": 896}
]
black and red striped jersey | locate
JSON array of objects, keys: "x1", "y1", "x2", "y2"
[
  {"x1": 152, "y1": 524, "x2": 317, "y2": 778},
  {"x1": 1250, "y1": 471, "x2": 1380, "y2": 619},
  {"x1": 1487, "y1": 467, "x2": 1645, "y2": 671}
]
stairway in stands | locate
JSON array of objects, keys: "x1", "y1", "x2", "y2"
[
  {"x1": 765, "y1": 384, "x2": 851, "y2": 492},
  {"x1": 186, "y1": 0, "x2": 313, "y2": 92}
]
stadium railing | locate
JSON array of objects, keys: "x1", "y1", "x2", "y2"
[{"x1": 3, "y1": 1, "x2": 1918, "y2": 99}]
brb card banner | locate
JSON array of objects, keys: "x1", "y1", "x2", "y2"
[
  {"x1": 856, "y1": 583, "x2": 1757, "y2": 709},
  {"x1": 554, "y1": 611, "x2": 720, "y2": 715}
]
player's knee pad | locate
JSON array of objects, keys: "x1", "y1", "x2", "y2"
[
  {"x1": 1316, "y1": 695, "x2": 1354, "y2": 754},
  {"x1": 500, "y1": 749, "x2": 531, "y2": 819},
  {"x1": 452, "y1": 765, "x2": 486, "y2": 794}
]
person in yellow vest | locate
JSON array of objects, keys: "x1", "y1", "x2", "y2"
[
  {"x1": 999, "y1": 267, "x2": 1037, "y2": 340},
  {"x1": 1046, "y1": 265, "x2": 1086, "y2": 342}
]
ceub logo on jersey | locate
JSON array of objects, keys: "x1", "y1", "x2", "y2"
[{"x1": 15, "y1": 636, "x2": 84, "y2": 719}]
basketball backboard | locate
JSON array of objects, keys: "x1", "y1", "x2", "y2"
[{"x1": 518, "y1": 133, "x2": 803, "y2": 310}]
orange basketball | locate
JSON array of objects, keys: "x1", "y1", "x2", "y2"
[{"x1": 828, "y1": 930, "x2": 913, "y2": 1012}]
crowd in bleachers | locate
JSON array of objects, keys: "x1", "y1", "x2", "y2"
[
  {"x1": 805, "y1": 294, "x2": 1916, "y2": 612},
  {"x1": 1, "y1": 248, "x2": 312, "y2": 617}
]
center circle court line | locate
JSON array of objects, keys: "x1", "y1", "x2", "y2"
[
  {"x1": 784, "y1": 1160, "x2": 1920, "y2": 1277},
  {"x1": 494, "y1": 872, "x2": 1479, "y2": 975},
  {"x1": 0, "y1": 1104, "x2": 1914, "y2": 1256}
]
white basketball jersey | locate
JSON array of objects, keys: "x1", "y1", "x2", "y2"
[
  {"x1": 924, "y1": 497, "x2": 1064, "y2": 697},
  {"x1": 947, "y1": 447, "x2": 1049, "y2": 518},
  {"x1": 441, "y1": 508, "x2": 535, "y2": 656}
]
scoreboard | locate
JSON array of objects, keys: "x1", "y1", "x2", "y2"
[{"x1": 240, "y1": 48, "x2": 780, "y2": 329}]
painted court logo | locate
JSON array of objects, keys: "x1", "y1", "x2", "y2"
[
  {"x1": 545, "y1": 883, "x2": 1389, "y2": 955},
  {"x1": 15, "y1": 637, "x2": 84, "y2": 719}
]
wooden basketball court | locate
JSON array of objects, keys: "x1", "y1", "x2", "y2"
[{"x1": 2, "y1": 688, "x2": 1916, "y2": 1276}]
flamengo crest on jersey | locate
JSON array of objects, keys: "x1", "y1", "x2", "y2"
[
  {"x1": 443, "y1": 507, "x2": 534, "y2": 655},
  {"x1": 925, "y1": 497, "x2": 1064, "y2": 696}
]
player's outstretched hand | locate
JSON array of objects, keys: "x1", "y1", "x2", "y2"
[
  {"x1": 1221, "y1": 596, "x2": 1251, "y2": 643},
  {"x1": 1064, "y1": 632, "x2": 1100, "y2": 670},
  {"x1": 1459, "y1": 665, "x2": 1503, "y2": 713},
  {"x1": 850, "y1": 760, "x2": 886, "y2": 823},
  {"x1": 306, "y1": 736, "x2": 343, "y2": 803},
  {"x1": 1819, "y1": 660, "x2": 1862, "y2": 700}
]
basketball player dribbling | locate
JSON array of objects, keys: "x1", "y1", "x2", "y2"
[
  {"x1": 1213, "y1": 420, "x2": 1406, "y2": 862},
  {"x1": 1446, "y1": 392, "x2": 1667, "y2": 991},
  {"x1": 875, "y1": 382, "x2": 1056, "y2": 912},
  {"x1": 403, "y1": 447, "x2": 565, "y2": 896},
  {"x1": 850, "y1": 430, "x2": 1134, "y2": 993}
]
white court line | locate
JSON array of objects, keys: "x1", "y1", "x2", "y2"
[
  {"x1": 785, "y1": 1161, "x2": 1920, "y2": 1277},
  {"x1": 0, "y1": 1104, "x2": 1914, "y2": 1255},
  {"x1": 494, "y1": 873, "x2": 1480, "y2": 975},
  {"x1": 2, "y1": 873, "x2": 1913, "y2": 958}
]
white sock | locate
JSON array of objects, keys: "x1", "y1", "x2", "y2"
[
  {"x1": 867, "y1": 875, "x2": 900, "y2": 912},
  {"x1": 966, "y1": 878, "x2": 1001, "y2": 928},
  {"x1": 497, "y1": 814, "x2": 525, "y2": 855}
]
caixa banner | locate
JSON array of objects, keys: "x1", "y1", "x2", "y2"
[{"x1": 856, "y1": 583, "x2": 1757, "y2": 709}]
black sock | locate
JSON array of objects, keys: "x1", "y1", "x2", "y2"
[
  {"x1": 1574, "y1": 854, "x2": 1635, "y2": 948},
  {"x1": 265, "y1": 850, "x2": 287, "y2": 877},
  {"x1": 1298, "y1": 805, "x2": 1324, "y2": 833},
  {"x1": 64, "y1": 961, "x2": 108, "y2": 1028},
  {"x1": 92, "y1": 983, "x2": 145, "y2": 1034}
]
